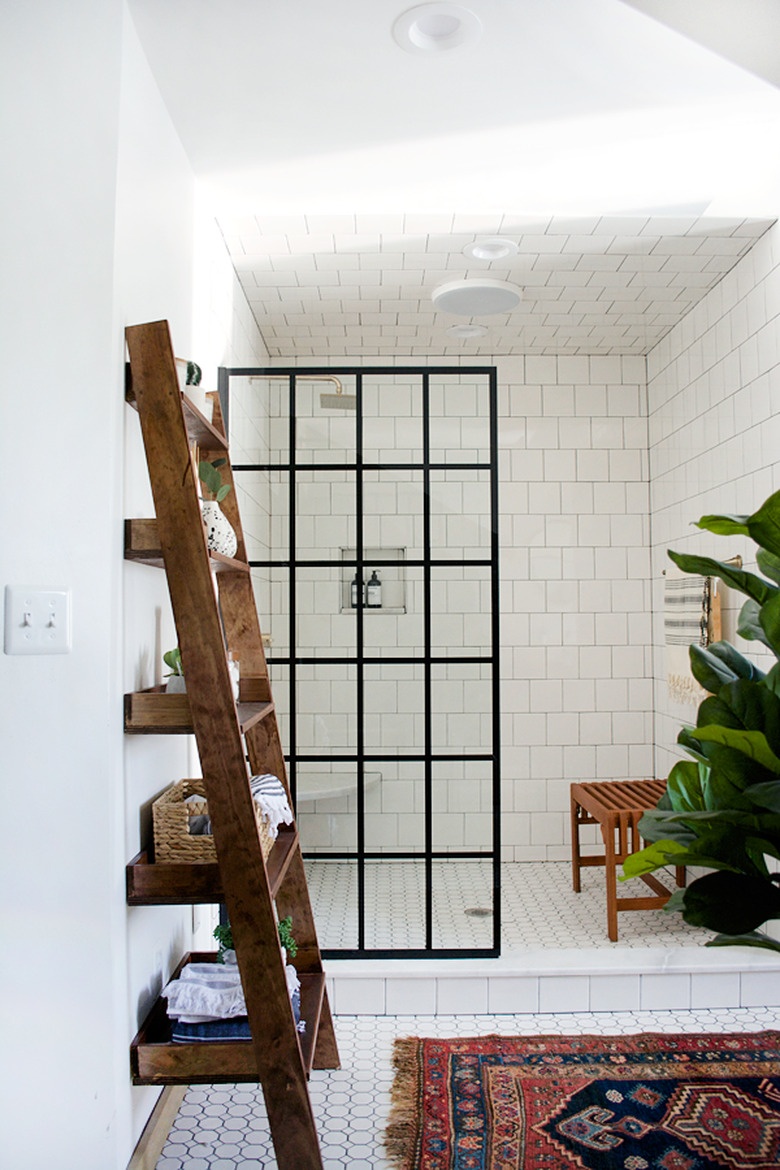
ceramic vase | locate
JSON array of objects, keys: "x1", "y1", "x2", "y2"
[{"x1": 201, "y1": 499, "x2": 238, "y2": 558}]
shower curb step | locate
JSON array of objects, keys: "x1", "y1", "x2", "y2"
[{"x1": 325, "y1": 946, "x2": 780, "y2": 1017}]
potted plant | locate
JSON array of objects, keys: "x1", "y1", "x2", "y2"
[
  {"x1": 623, "y1": 488, "x2": 780, "y2": 954},
  {"x1": 163, "y1": 646, "x2": 186, "y2": 693},
  {"x1": 198, "y1": 457, "x2": 237, "y2": 557}
]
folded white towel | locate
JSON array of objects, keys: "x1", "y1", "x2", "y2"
[
  {"x1": 164, "y1": 963, "x2": 246, "y2": 1022},
  {"x1": 249, "y1": 773, "x2": 293, "y2": 840}
]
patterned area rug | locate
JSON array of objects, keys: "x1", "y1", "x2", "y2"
[{"x1": 385, "y1": 1032, "x2": 780, "y2": 1169}]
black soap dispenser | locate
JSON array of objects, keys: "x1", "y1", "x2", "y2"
[
  {"x1": 351, "y1": 572, "x2": 364, "y2": 608},
  {"x1": 366, "y1": 569, "x2": 382, "y2": 608}
]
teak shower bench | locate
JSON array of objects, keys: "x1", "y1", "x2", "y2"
[{"x1": 570, "y1": 778, "x2": 686, "y2": 941}]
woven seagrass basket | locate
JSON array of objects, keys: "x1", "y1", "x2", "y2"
[{"x1": 153, "y1": 777, "x2": 274, "y2": 863}]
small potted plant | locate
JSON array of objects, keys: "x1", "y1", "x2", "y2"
[
  {"x1": 163, "y1": 646, "x2": 186, "y2": 693},
  {"x1": 198, "y1": 458, "x2": 237, "y2": 557}
]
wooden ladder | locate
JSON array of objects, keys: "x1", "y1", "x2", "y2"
[{"x1": 124, "y1": 320, "x2": 338, "y2": 1170}]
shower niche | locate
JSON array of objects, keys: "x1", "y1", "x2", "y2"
[
  {"x1": 222, "y1": 364, "x2": 500, "y2": 960},
  {"x1": 340, "y1": 548, "x2": 406, "y2": 613}
]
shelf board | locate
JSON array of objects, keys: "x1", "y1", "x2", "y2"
[
  {"x1": 124, "y1": 688, "x2": 274, "y2": 734},
  {"x1": 126, "y1": 826, "x2": 299, "y2": 904},
  {"x1": 125, "y1": 363, "x2": 227, "y2": 449},
  {"x1": 131, "y1": 952, "x2": 325, "y2": 1085},
  {"x1": 124, "y1": 519, "x2": 249, "y2": 573}
]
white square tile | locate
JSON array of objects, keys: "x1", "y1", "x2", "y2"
[
  {"x1": 539, "y1": 975, "x2": 590, "y2": 1013},
  {"x1": 437, "y1": 978, "x2": 489, "y2": 1015},
  {"x1": 488, "y1": 977, "x2": 539, "y2": 1014},
  {"x1": 385, "y1": 978, "x2": 437, "y2": 1015},
  {"x1": 589, "y1": 975, "x2": 641, "y2": 1012},
  {"x1": 333, "y1": 978, "x2": 386, "y2": 1015},
  {"x1": 640, "y1": 974, "x2": 691, "y2": 1010}
]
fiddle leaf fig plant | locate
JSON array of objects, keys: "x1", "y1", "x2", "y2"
[
  {"x1": 622, "y1": 487, "x2": 780, "y2": 954},
  {"x1": 199, "y1": 457, "x2": 232, "y2": 503}
]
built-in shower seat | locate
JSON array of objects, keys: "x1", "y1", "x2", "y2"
[{"x1": 570, "y1": 778, "x2": 686, "y2": 941}]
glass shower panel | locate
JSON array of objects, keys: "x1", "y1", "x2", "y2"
[
  {"x1": 431, "y1": 860, "x2": 494, "y2": 949},
  {"x1": 429, "y1": 565, "x2": 492, "y2": 656},
  {"x1": 363, "y1": 759, "x2": 425, "y2": 855},
  {"x1": 362, "y1": 469, "x2": 423, "y2": 559},
  {"x1": 228, "y1": 374, "x2": 282, "y2": 464},
  {"x1": 295, "y1": 663, "x2": 357, "y2": 763},
  {"x1": 250, "y1": 566, "x2": 289, "y2": 660},
  {"x1": 362, "y1": 373, "x2": 424, "y2": 464},
  {"x1": 428, "y1": 469, "x2": 492, "y2": 559},
  {"x1": 362, "y1": 564, "x2": 424, "y2": 659},
  {"x1": 294, "y1": 565, "x2": 356, "y2": 658},
  {"x1": 428, "y1": 373, "x2": 491, "y2": 464},
  {"x1": 304, "y1": 858, "x2": 359, "y2": 951},
  {"x1": 295, "y1": 470, "x2": 356, "y2": 560},
  {"x1": 430, "y1": 662, "x2": 493, "y2": 756},
  {"x1": 294, "y1": 374, "x2": 357, "y2": 465},
  {"x1": 363, "y1": 662, "x2": 425, "y2": 757}
]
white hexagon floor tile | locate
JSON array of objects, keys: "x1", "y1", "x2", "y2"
[{"x1": 156, "y1": 1006, "x2": 780, "y2": 1167}]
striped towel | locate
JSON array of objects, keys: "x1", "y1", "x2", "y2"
[
  {"x1": 664, "y1": 566, "x2": 712, "y2": 704},
  {"x1": 250, "y1": 773, "x2": 293, "y2": 839}
]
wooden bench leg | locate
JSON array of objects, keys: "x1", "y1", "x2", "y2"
[
  {"x1": 604, "y1": 817, "x2": 619, "y2": 943},
  {"x1": 571, "y1": 790, "x2": 582, "y2": 893}
]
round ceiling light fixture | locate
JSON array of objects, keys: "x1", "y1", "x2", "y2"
[
  {"x1": 463, "y1": 237, "x2": 518, "y2": 261},
  {"x1": 392, "y1": 3, "x2": 482, "y2": 54},
  {"x1": 447, "y1": 324, "x2": 489, "y2": 338},
  {"x1": 432, "y1": 278, "x2": 523, "y2": 316}
]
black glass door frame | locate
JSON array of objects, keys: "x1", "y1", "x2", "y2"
[{"x1": 220, "y1": 364, "x2": 500, "y2": 958}]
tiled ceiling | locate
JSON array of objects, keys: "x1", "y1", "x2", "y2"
[{"x1": 219, "y1": 213, "x2": 774, "y2": 358}]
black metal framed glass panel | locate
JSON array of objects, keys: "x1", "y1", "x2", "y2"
[{"x1": 222, "y1": 363, "x2": 500, "y2": 959}]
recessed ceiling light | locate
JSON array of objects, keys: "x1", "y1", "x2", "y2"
[
  {"x1": 432, "y1": 279, "x2": 523, "y2": 316},
  {"x1": 392, "y1": 4, "x2": 482, "y2": 54},
  {"x1": 463, "y1": 237, "x2": 518, "y2": 261},
  {"x1": 447, "y1": 324, "x2": 489, "y2": 338}
]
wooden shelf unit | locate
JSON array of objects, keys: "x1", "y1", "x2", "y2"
[
  {"x1": 124, "y1": 320, "x2": 337, "y2": 1170},
  {"x1": 126, "y1": 826, "x2": 299, "y2": 905},
  {"x1": 131, "y1": 954, "x2": 326, "y2": 1086}
]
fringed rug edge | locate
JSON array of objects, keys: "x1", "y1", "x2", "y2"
[{"x1": 384, "y1": 1037, "x2": 423, "y2": 1169}]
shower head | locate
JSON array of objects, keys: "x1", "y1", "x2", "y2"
[
  {"x1": 306, "y1": 376, "x2": 356, "y2": 411},
  {"x1": 320, "y1": 390, "x2": 357, "y2": 410}
]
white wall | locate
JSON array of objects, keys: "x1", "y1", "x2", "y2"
[
  {"x1": 0, "y1": 4, "x2": 269, "y2": 1167},
  {"x1": 649, "y1": 220, "x2": 780, "y2": 778}
]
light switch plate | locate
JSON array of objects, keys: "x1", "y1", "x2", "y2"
[{"x1": 4, "y1": 585, "x2": 71, "y2": 654}]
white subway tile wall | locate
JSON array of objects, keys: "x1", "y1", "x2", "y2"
[
  {"x1": 228, "y1": 219, "x2": 780, "y2": 861},
  {"x1": 649, "y1": 221, "x2": 780, "y2": 785}
]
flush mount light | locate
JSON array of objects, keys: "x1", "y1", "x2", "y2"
[
  {"x1": 432, "y1": 278, "x2": 523, "y2": 316},
  {"x1": 463, "y1": 237, "x2": 518, "y2": 261},
  {"x1": 447, "y1": 324, "x2": 489, "y2": 338},
  {"x1": 392, "y1": 3, "x2": 482, "y2": 54}
]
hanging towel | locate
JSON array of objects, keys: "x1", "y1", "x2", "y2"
[
  {"x1": 249, "y1": 773, "x2": 293, "y2": 839},
  {"x1": 664, "y1": 565, "x2": 711, "y2": 705}
]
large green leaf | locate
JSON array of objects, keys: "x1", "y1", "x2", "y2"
[
  {"x1": 747, "y1": 489, "x2": 780, "y2": 558},
  {"x1": 757, "y1": 548, "x2": 780, "y2": 586},
  {"x1": 620, "y1": 838, "x2": 688, "y2": 880},
  {"x1": 706, "y1": 931, "x2": 780, "y2": 954},
  {"x1": 666, "y1": 760, "x2": 706, "y2": 812},
  {"x1": 744, "y1": 779, "x2": 780, "y2": 814},
  {"x1": 738, "y1": 598, "x2": 772, "y2": 648},
  {"x1": 759, "y1": 591, "x2": 780, "y2": 658},
  {"x1": 638, "y1": 808, "x2": 697, "y2": 845},
  {"x1": 681, "y1": 871, "x2": 780, "y2": 934},
  {"x1": 668, "y1": 549, "x2": 777, "y2": 605},
  {"x1": 693, "y1": 512, "x2": 750, "y2": 536},
  {"x1": 720, "y1": 679, "x2": 780, "y2": 756},
  {"x1": 696, "y1": 694, "x2": 744, "y2": 732},
  {"x1": 693, "y1": 725, "x2": 780, "y2": 774}
]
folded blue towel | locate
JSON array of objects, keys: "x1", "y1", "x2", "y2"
[{"x1": 172, "y1": 1017, "x2": 251, "y2": 1043}]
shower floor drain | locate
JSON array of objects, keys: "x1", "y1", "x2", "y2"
[{"x1": 464, "y1": 907, "x2": 493, "y2": 918}]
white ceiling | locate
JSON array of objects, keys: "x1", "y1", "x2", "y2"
[{"x1": 128, "y1": 0, "x2": 780, "y2": 357}]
